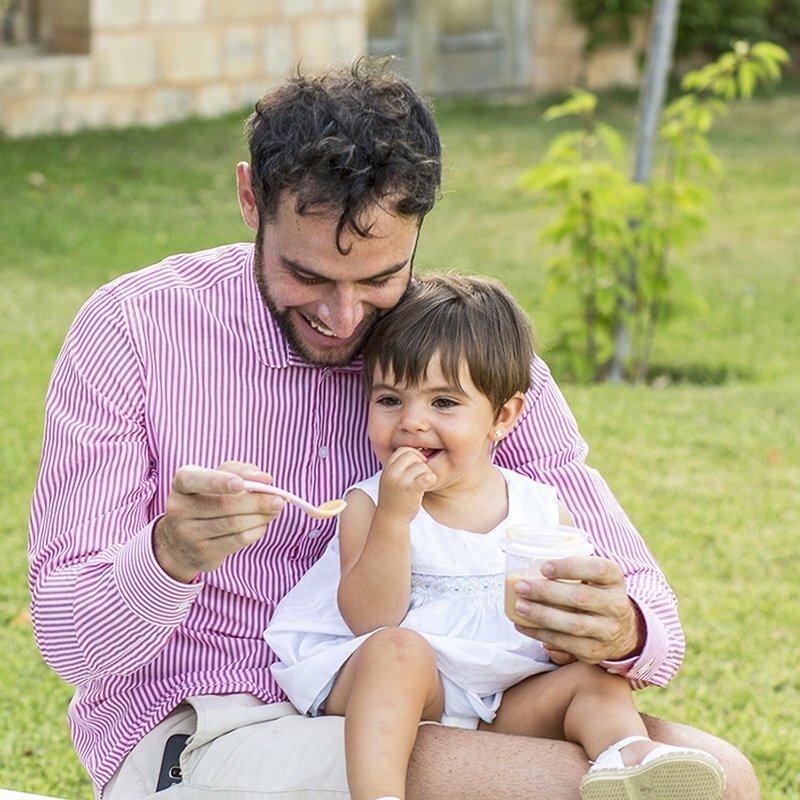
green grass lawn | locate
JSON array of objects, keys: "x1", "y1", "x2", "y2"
[{"x1": 1, "y1": 84, "x2": 798, "y2": 798}]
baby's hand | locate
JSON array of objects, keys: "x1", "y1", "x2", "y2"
[{"x1": 377, "y1": 447, "x2": 436, "y2": 521}]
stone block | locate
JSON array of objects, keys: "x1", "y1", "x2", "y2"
[
  {"x1": 91, "y1": 0, "x2": 145, "y2": 28},
  {"x1": 282, "y1": 0, "x2": 317, "y2": 17},
  {"x1": 532, "y1": 56, "x2": 581, "y2": 94},
  {"x1": 0, "y1": 56, "x2": 41, "y2": 94},
  {"x1": 37, "y1": 54, "x2": 93, "y2": 92},
  {"x1": 263, "y1": 23, "x2": 292, "y2": 76},
  {"x1": 0, "y1": 93, "x2": 65, "y2": 136},
  {"x1": 531, "y1": 0, "x2": 585, "y2": 54},
  {"x1": 92, "y1": 32, "x2": 158, "y2": 88},
  {"x1": 235, "y1": 80, "x2": 270, "y2": 108},
  {"x1": 222, "y1": 26, "x2": 261, "y2": 79},
  {"x1": 147, "y1": 0, "x2": 206, "y2": 25},
  {"x1": 196, "y1": 84, "x2": 234, "y2": 117},
  {"x1": 144, "y1": 87, "x2": 198, "y2": 125},
  {"x1": 294, "y1": 18, "x2": 339, "y2": 69},
  {"x1": 330, "y1": 16, "x2": 367, "y2": 62},
  {"x1": 157, "y1": 30, "x2": 222, "y2": 83},
  {"x1": 587, "y1": 46, "x2": 639, "y2": 89},
  {"x1": 209, "y1": 0, "x2": 281, "y2": 22},
  {"x1": 61, "y1": 90, "x2": 114, "y2": 132},
  {"x1": 320, "y1": 0, "x2": 365, "y2": 11}
]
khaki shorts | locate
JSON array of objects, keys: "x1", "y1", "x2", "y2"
[{"x1": 103, "y1": 695, "x2": 349, "y2": 799}]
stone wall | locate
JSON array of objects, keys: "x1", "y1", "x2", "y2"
[
  {"x1": 0, "y1": 0, "x2": 366, "y2": 136},
  {"x1": 528, "y1": 0, "x2": 646, "y2": 94},
  {"x1": 0, "y1": 0, "x2": 644, "y2": 138}
]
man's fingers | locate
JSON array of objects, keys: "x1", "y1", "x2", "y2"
[
  {"x1": 172, "y1": 463, "x2": 275, "y2": 496},
  {"x1": 200, "y1": 512, "x2": 279, "y2": 541},
  {"x1": 171, "y1": 465, "x2": 244, "y2": 496},
  {"x1": 541, "y1": 555, "x2": 622, "y2": 586},
  {"x1": 169, "y1": 481, "x2": 284, "y2": 520}
]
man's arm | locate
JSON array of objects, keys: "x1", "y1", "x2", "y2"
[
  {"x1": 495, "y1": 357, "x2": 685, "y2": 687},
  {"x1": 28, "y1": 288, "x2": 281, "y2": 684},
  {"x1": 28, "y1": 287, "x2": 197, "y2": 683}
]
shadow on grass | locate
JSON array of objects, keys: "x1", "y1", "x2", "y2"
[{"x1": 646, "y1": 362, "x2": 755, "y2": 386}]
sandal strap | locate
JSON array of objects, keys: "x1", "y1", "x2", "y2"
[
  {"x1": 609, "y1": 735, "x2": 652, "y2": 752},
  {"x1": 591, "y1": 736, "x2": 653, "y2": 769}
]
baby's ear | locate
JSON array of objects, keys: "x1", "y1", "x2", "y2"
[{"x1": 494, "y1": 392, "x2": 525, "y2": 436}]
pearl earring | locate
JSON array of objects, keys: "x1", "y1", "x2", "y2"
[{"x1": 495, "y1": 429, "x2": 503, "y2": 439}]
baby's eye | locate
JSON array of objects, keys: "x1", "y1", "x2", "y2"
[
  {"x1": 432, "y1": 398, "x2": 458, "y2": 409},
  {"x1": 375, "y1": 396, "x2": 401, "y2": 408}
]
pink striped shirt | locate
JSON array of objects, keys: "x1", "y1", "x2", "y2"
[{"x1": 28, "y1": 243, "x2": 684, "y2": 792}]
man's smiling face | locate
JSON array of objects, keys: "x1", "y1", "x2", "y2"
[{"x1": 253, "y1": 193, "x2": 420, "y2": 367}]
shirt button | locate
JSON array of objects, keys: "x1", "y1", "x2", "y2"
[
  {"x1": 307, "y1": 528, "x2": 321, "y2": 539},
  {"x1": 318, "y1": 445, "x2": 328, "y2": 459}
]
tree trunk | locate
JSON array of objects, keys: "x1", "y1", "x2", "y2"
[{"x1": 607, "y1": 0, "x2": 681, "y2": 383}]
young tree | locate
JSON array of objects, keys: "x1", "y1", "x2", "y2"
[{"x1": 519, "y1": 40, "x2": 788, "y2": 383}]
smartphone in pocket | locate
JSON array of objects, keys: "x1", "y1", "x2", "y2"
[{"x1": 156, "y1": 733, "x2": 190, "y2": 791}]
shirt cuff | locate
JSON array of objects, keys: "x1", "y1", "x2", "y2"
[
  {"x1": 113, "y1": 521, "x2": 204, "y2": 627},
  {"x1": 600, "y1": 599, "x2": 667, "y2": 687}
]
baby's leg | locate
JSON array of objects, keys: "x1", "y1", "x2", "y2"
[
  {"x1": 325, "y1": 627, "x2": 444, "y2": 800},
  {"x1": 485, "y1": 663, "x2": 725, "y2": 799},
  {"x1": 483, "y1": 661, "x2": 646, "y2": 760}
]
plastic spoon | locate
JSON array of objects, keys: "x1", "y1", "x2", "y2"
[{"x1": 242, "y1": 480, "x2": 347, "y2": 519}]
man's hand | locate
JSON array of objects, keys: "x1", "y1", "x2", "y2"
[
  {"x1": 511, "y1": 556, "x2": 643, "y2": 664},
  {"x1": 153, "y1": 462, "x2": 285, "y2": 583}
]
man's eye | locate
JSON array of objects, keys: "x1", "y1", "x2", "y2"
[
  {"x1": 363, "y1": 276, "x2": 393, "y2": 288},
  {"x1": 293, "y1": 273, "x2": 324, "y2": 286}
]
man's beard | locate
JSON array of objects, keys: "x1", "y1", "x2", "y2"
[{"x1": 253, "y1": 246, "x2": 403, "y2": 368}]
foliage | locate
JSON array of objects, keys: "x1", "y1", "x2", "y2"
[
  {"x1": 569, "y1": 0, "x2": 651, "y2": 54},
  {"x1": 569, "y1": 0, "x2": 800, "y2": 59},
  {"x1": 517, "y1": 41, "x2": 789, "y2": 383}
]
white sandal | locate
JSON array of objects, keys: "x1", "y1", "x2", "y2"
[{"x1": 579, "y1": 735, "x2": 726, "y2": 800}]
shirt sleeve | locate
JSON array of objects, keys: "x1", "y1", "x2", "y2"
[
  {"x1": 495, "y1": 357, "x2": 685, "y2": 688},
  {"x1": 28, "y1": 286, "x2": 202, "y2": 685}
]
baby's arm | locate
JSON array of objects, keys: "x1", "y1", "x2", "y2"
[{"x1": 337, "y1": 447, "x2": 435, "y2": 635}]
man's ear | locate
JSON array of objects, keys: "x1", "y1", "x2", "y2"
[
  {"x1": 493, "y1": 392, "x2": 525, "y2": 439},
  {"x1": 236, "y1": 162, "x2": 260, "y2": 231}
]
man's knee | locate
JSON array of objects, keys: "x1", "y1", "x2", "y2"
[{"x1": 642, "y1": 714, "x2": 760, "y2": 800}]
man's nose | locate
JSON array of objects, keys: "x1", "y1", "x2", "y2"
[{"x1": 317, "y1": 286, "x2": 365, "y2": 338}]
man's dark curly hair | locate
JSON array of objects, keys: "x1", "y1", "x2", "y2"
[{"x1": 245, "y1": 57, "x2": 442, "y2": 252}]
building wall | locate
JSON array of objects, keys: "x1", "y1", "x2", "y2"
[
  {"x1": 0, "y1": 0, "x2": 366, "y2": 137},
  {"x1": 0, "y1": 0, "x2": 644, "y2": 138},
  {"x1": 528, "y1": 0, "x2": 646, "y2": 94}
]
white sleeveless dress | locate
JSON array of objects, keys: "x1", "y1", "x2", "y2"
[{"x1": 265, "y1": 467, "x2": 562, "y2": 728}]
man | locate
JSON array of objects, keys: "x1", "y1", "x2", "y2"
[{"x1": 29, "y1": 58, "x2": 758, "y2": 799}]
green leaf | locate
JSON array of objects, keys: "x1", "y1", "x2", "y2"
[{"x1": 737, "y1": 62, "x2": 756, "y2": 100}]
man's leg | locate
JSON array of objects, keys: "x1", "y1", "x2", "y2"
[
  {"x1": 405, "y1": 715, "x2": 759, "y2": 800},
  {"x1": 105, "y1": 696, "x2": 757, "y2": 800},
  {"x1": 104, "y1": 697, "x2": 350, "y2": 799}
]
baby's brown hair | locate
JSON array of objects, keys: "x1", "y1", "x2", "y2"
[{"x1": 362, "y1": 273, "x2": 533, "y2": 412}]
